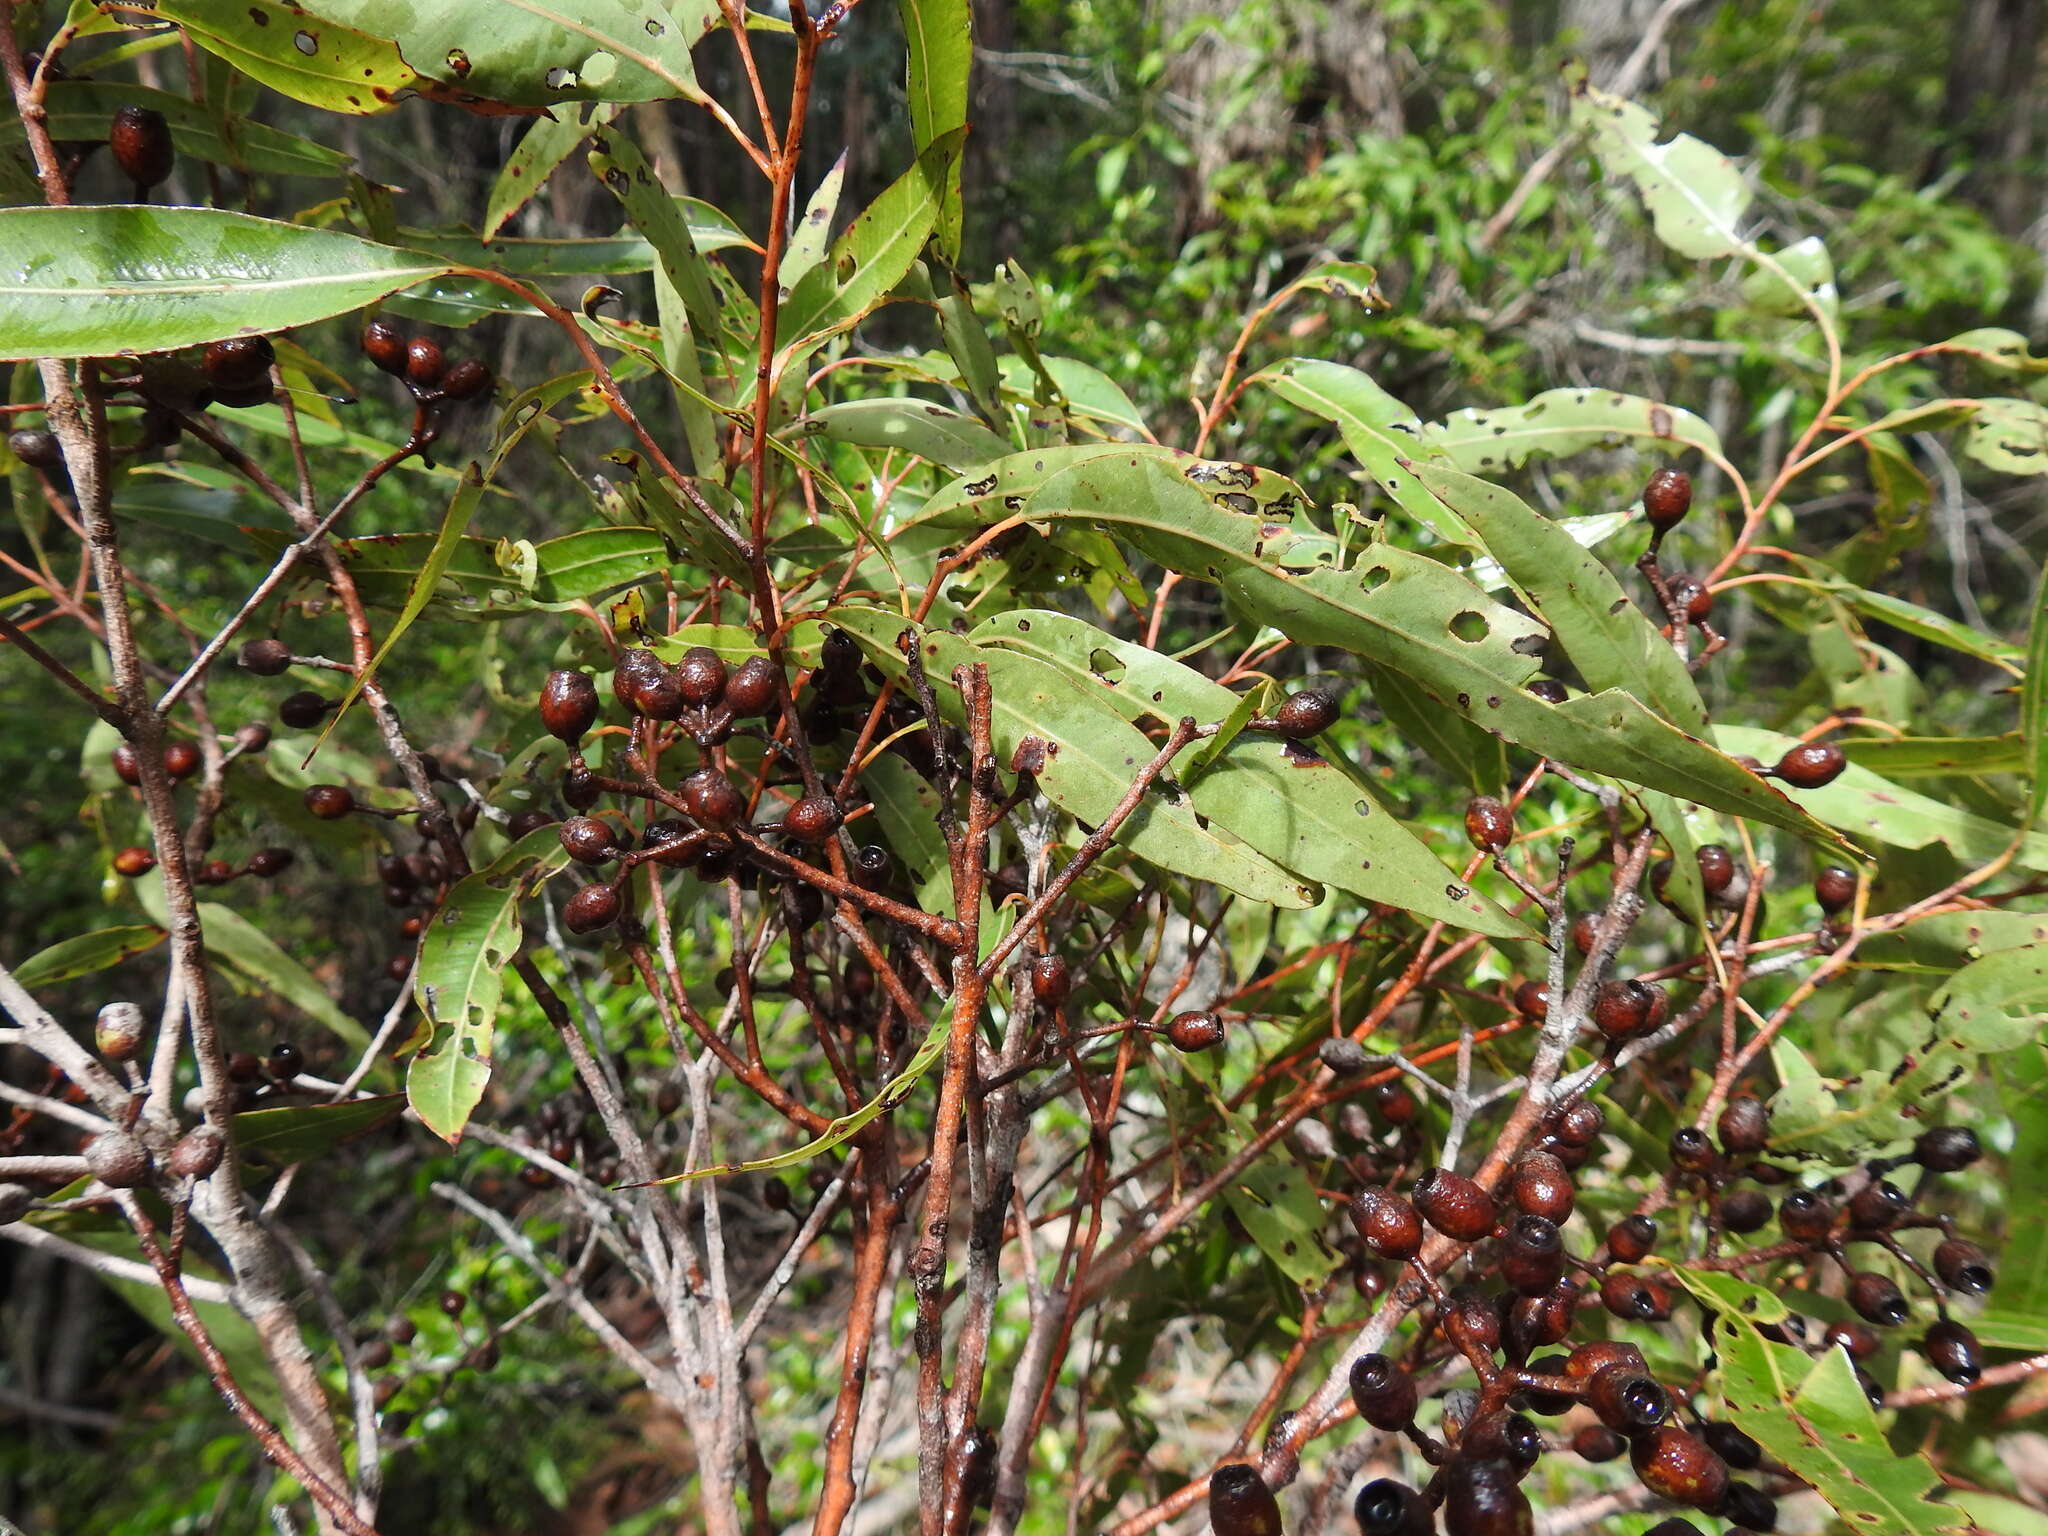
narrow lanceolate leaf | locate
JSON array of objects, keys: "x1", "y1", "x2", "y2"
[
  {"x1": 828, "y1": 606, "x2": 1320, "y2": 908},
  {"x1": 197, "y1": 902, "x2": 369, "y2": 1050},
  {"x1": 233, "y1": 1096, "x2": 406, "y2": 1166},
  {"x1": 145, "y1": 0, "x2": 417, "y2": 114},
  {"x1": 1019, "y1": 453, "x2": 1842, "y2": 844},
  {"x1": 11, "y1": 926, "x2": 165, "y2": 989},
  {"x1": 588, "y1": 128, "x2": 724, "y2": 345},
  {"x1": 0, "y1": 208, "x2": 455, "y2": 360},
  {"x1": 2024, "y1": 568, "x2": 2048, "y2": 825},
  {"x1": 9, "y1": 82, "x2": 352, "y2": 176},
  {"x1": 484, "y1": 102, "x2": 620, "y2": 238},
  {"x1": 797, "y1": 397, "x2": 1011, "y2": 470},
  {"x1": 409, "y1": 830, "x2": 570, "y2": 1144},
  {"x1": 1409, "y1": 462, "x2": 1709, "y2": 733},
  {"x1": 1715, "y1": 1316, "x2": 1966, "y2": 1536},
  {"x1": 778, "y1": 152, "x2": 847, "y2": 297},
  {"x1": 1962, "y1": 398, "x2": 2048, "y2": 476},
  {"x1": 1414, "y1": 387, "x2": 1723, "y2": 473},
  {"x1": 972, "y1": 608, "x2": 1536, "y2": 939},
  {"x1": 1570, "y1": 70, "x2": 1752, "y2": 261},
  {"x1": 1715, "y1": 726, "x2": 2048, "y2": 871},
  {"x1": 898, "y1": 0, "x2": 972, "y2": 260}
]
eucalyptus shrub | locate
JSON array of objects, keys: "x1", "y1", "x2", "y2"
[{"x1": 1, "y1": 5, "x2": 2045, "y2": 1536}]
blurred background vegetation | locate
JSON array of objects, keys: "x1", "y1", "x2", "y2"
[{"x1": 4, "y1": 0, "x2": 2045, "y2": 1529}]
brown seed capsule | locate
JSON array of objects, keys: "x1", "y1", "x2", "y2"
[
  {"x1": 1775, "y1": 741, "x2": 1846, "y2": 789},
  {"x1": 279, "y1": 690, "x2": 331, "y2": 729},
  {"x1": 562, "y1": 761, "x2": 601, "y2": 811},
  {"x1": 1914, "y1": 1126, "x2": 1982, "y2": 1173},
  {"x1": 1463, "y1": 1410, "x2": 1543, "y2": 1471},
  {"x1": 1923, "y1": 1320, "x2": 1981, "y2": 1384},
  {"x1": 539, "y1": 670, "x2": 599, "y2": 743},
  {"x1": 1445, "y1": 1289, "x2": 1503, "y2": 1356},
  {"x1": 304, "y1": 784, "x2": 354, "y2": 820},
  {"x1": 674, "y1": 646, "x2": 728, "y2": 706},
  {"x1": 1824, "y1": 1319, "x2": 1881, "y2": 1360},
  {"x1": 1513, "y1": 979, "x2": 1549, "y2": 1020},
  {"x1": 1349, "y1": 1352, "x2": 1420, "y2": 1430},
  {"x1": 1166, "y1": 1010, "x2": 1224, "y2": 1052},
  {"x1": 724, "y1": 655, "x2": 781, "y2": 716},
  {"x1": 1414, "y1": 1168, "x2": 1497, "y2": 1242},
  {"x1": 1573, "y1": 1424, "x2": 1626, "y2": 1463},
  {"x1": 1273, "y1": 687, "x2": 1338, "y2": 738},
  {"x1": 1029, "y1": 954, "x2": 1071, "y2": 1007},
  {"x1": 1847, "y1": 1270, "x2": 1909, "y2": 1326},
  {"x1": 1814, "y1": 864, "x2": 1857, "y2": 914},
  {"x1": 1319, "y1": 1037, "x2": 1369, "y2": 1076},
  {"x1": 359, "y1": 318, "x2": 406, "y2": 373},
  {"x1": 1668, "y1": 1126, "x2": 1715, "y2": 1173},
  {"x1": 1600, "y1": 1272, "x2": 1661, "y2": 1322},
  {"x1": 558, "y1": 816, "x2": 618, "y2": 865},
  {"x1": 1606, "y1": 1214, "x2": 1658, "y2": 1264},
  {"x1": 1206, "y1": 1463, "x2": 1282, "y2": 1536},
  {"x1": 1570, "y1": 913, "x2": 1597, "y2": 955},
  {"x1": 1373, "y1": 1080, "x2": 1420, "y2": 1125},
  {"x1": 112, "y1": 845, "x2": 157, "y2": 878},
  {"x1": 1501, "y1": 1214, "x2": 1565, "y2": 1297},
  {"x1": 196, "y1": 858, "x2": 236, "y2": 885},
  {"x1": 1526, "y1": 678, "x2": 1569, "y2": 703},
  {"x1": 404, "y1": 337, "x2": 446, "y2": 389},
  {"x1": 235, "y1": 722, "x2": 272, "y2": 755},
  {"x1": 1353, "y1": 1478, "x2": 1431, "y2": 1536},
  {"x1": 1777, "y1": 1189, "x2": 1833, "y2": 1241},
  {"x1": 84, "y1": 1131, "x2": 151, "y2": 1189},
  {"x1": 8, "y1": 427, "x2": 61, "y2": 470},
  {"x1": 1349, "y1": 1187, "x2": 1424, "y2": 1261},
  {"x1": 162, "y1": 740, "x2": 200, "y2": 781},
  {"x1": 1586, "y1": 1364, "x2": 1670, "y2": 1432},
  {"x1": 681, "y1": 769, "x2": 746, "y2": 832},
  {"x1": 1933, "y1": 1238, "x2": 1994, "y2": 1296},
  {"x1": 1641, "y1": 468, "x2": 1693, "y2": 532},
  {"x1": 1465, "y1": 795, "x2": 1513, "y2": 852},
  {"x1": 1593, "y1": 978, "x2": 1659, "y2": 1042},
  {"x1": 167, "y1": 1125, "x2": 224, "y2": 1180},
  {"x1": 563, "y1": 883, "x2": 621, "y2": 936},
  {"x1": 783, "y1": 795, "x2": 842, "y2": 844},
  {"x1": 1666, "y1": 573, "x2": 1714, "y2": 624},
  {"x1": 1630, "y1": 1425, "x2": 1728, "y2": 1511},
  {"x1": 0, "y1": 1184, "x2": 33, "y2": 1225},
  {"x1": 109, "y1": 104, "x2": 174, "y2": 188},
  {"x1": 1719, "y1": 1482, "x2": 1777, "y2": 1534},
  {"x1": 1700, "y1": 1421, "x2": 1762, "y2": 1471},
  {"x1": 1510, "y1": 1149, "x2": 1575, "y2": 1223},
  {"x1": 1847, "y1": 1179, "x2": 1911, "y2": 1231},
  {"x1": 1546, "y1": 1099, "x2": 1604, "y2": 1147},
  {"x1": 1564, "y1": 1339, "x2": 1646, "y2": 1380},
  {"x1": 240, "y1": 637, "x2": 292, "y2": 676},
  {"x1": 507, "y1": 810, "x2": 555, "y2": 840},
  {"x1": 1506, "y1": 1286, "x2": 1576, "y2": 1355},
  {"x1": 440, "y1": 358, "x2": 493, "y2": 400},
  {"x1": 1717, "y1": 1095, "x2": 1771, "y2": 1156},
  {"x1": 1715, "y1": 1190, "x2": 1772, "y2": 1234},
  {"x1": 1441, "y1": 1457, "x2": 1534, "y2": 1536},
  {"x1": 1517, "y1": 1354, "x2": 1575, "y2": 1414},
  {"x1": 202, "y1": 335, "x2": 275, "y2": 390},
  {"x1": 1694, "y1": 843, "x2": 1735, "y2": 896}
]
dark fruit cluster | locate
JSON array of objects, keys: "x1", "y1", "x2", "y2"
[{"x1": 361, "y1": 319, "x2": 494, "y2": 419}]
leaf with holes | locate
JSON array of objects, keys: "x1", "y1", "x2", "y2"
[
  {"x1": 1018, "y1": 453, "x2": 1841, "y2": 843},
  {"x1": 828, "y1": 607, "x2": 1319, "y2": 908},
  {"x1": 1963, "y1": 398, "x2": 2048, "y2": 476},
  {"x1": 484, "y1": 103, "x2": 620, "y2": 237},
  {"x1": 1571, "y1": 69, "x2": 1751, "y2": 261},
  {"x1": 900, "y1": 0, "x2": 970, "y2": 259},
  {"x1": 973, "y1": 609, "x2": 1536, "y2": 938},
  {"x1": 409, "y1": 829, "x2": 569, "y2": 1143},
  {"x1": 144, "y1": 0, "x2": 418, "y2": 114},
  {"x1": 1715, "y1": 1316, "x2": 1964, "y2": 1535},
  {"x1": 0, "y1": 208, "x2": 456, "y2": 361},
  {"x1": 1414, "y1": 386, "x2": 1722, "y2": 473},
  {"x1": 797, "y1": 397, "x2": 1010, "y2": 469}
]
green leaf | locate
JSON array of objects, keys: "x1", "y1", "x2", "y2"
[
  {"x1": 973, "y1": 608, "x2": 1536, "y2": 939},
  {"x1": 484, "y1": 102, "x2": 620, "y2": 238},
  {"x1": 779, "y1": 152, "x2": 847, "y2": 297},
  {"x1": 409, "y1": 830, "x2": 569, "y2": 1144},
  {"x1": 1287, "y1": 261, "x2": 1386, "y2": 307},
  {"x1": 1739, "y1": 235, "x2": 1839, "y2": 321},
  {"x1": 860, "y1": 752, "x2": 957, "y2": 915},
  {"x1": 996, "y1": 354, "x2": 1148, "y2": 435},
  {"x1": 587, "y1": 129, "x2": 725, "y2": 345},
  {"x1": 11, "y1": 925, "x2": 165, "y2": 989},
  {"x1": 898, "y1": 0, "x2": 971, "y2": 261},
  {"x1": 1659, "y1": 1263, "x2": 1789, "y2": 1324},
  {"x1": 1571, "y1": 71, "x2": 1752, "y2": 261},
  {"x1": 264, "y1": 523, "x2": 669, "y2": 614},
  {"x1": 776, "y1": 128, "x2": 966, "y2": 350},
  {"x1": 937, "y1": 268, "x2": 1005, "y2": 427},
  {"x1": 288, "y1": 0, "x2": 709, "y2": 106},
  {"x1": 1018, "y1": 454, "x2": 1841, "y2": 844},
  {"x1": 7, "y1": 82, "x2": 351, "y2": 176},
  {"x1": 1415, "y1": 386, "x2": 1722, "y2": 472},
  {"x1": 906, "y1": 443, "x2": 1176, "y2": 534},
  {"x1": 1831, "y1": 581, "x2": 2023, "y2": 668},
  {"x1": 144, "y1": 0, "x2": 417, "y2": 114},
  {"x1": 0, "y1": 208, "x2": 455, "y2": 361},
  {"x1": 199, "y1": 902, "x2": 369, "y2": 1050},
  {"x1": 2025, "y1": 568, "x2": 2048, "y2": 826},
  {"x1": 233, "y1": 1095, "x2": 406, "y2": 1166},
  {"x1": 1408, "y1": 461, "x2": 1709, "y2": 734},
  {"x1": 797, "y1": 397, "x2": 1011, "y2": 469},
  {"x1": 1361, "y1": 660, "x2": 1507, "y2": 797},
  {"x1": 1936, "y1": 327, "x2": 2048, "y2": 373},
  {"x1": 1219, "y1": 1146, "x2": 1339, "y2": 1287},
  {"x1": 1716, "y1": 1318, "x2": 1963, "y2": 1536},
  {"x1": 829, "y1": 607, "x2": 1320, "y2": 908},
  {"x1": 1715, "y1": 725, "x2": 2048, "y2": 871},
  {"x1": 1844, "y1": 735, "x2": 2027, "y2": 778},
  {"x1": 1963, "y1": 398, "x2": 2048, "y2": 476}
]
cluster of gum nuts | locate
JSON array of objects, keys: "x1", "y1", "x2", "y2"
[{"x1": 1199, "y1": 1094, "x2": 1995, "y2": 1536}]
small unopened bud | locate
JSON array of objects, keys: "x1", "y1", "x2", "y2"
[{"x1": 96, "y1": 1001, "x2": 146, "y2": 1063}]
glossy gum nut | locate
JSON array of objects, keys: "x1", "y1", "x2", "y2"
[
  {"x1": 1564, "y1": 1338, "x2": 1645, "y2": 1380},
  {"x1": 1824, "y1": 1319, "x2": 1881, "y2": 1360},
  {"x1": 84, "y1": 1131, "x2": 150, "y2": 1189},
  {"x1": 1462, "y1": 1411, "x2": 1543, "y2": 1471},
  {"x1": 93, "y1": 1001, "x2": 146, "y2": 1063},
  {"x1": 1510, "y1": 1149, "x2": 1574, "y2": 1222},
  {"x1": 1273, "y1": 687, "x2": 1338, "y2": 738},
  {"x1": 1695, "y1": 842, "x2": 1735, "y2": 895},
  {"x1": 1586, "y1": 1364, "x2": 1670, "y2": 1431},
  {"x1": 682, "y1": 768, "x2": 746, "y2": 831},
  {"x1": 1922, "y1": 1319, "x2": 1981, "y2": 1384},
  {"x1": 440, "y1": 358, "x2": 493, "y2": 400},
  {"x1": 109, "y1": 104, "x2": 173, "y2": 187},
  {"x1": 674, "y1": 646, "x2": 728, "y2": 705},
  {"x1": 1669, "y1": 1126, "x2": 1715, "y2": 1172},
  {"x1": 1775, "y1": 740, "x2": 1847, "y2": 788},
  {"x1": 1847, "y1": 1179, "x2": 1911, "y2": 1231},
  {"x1": 539, "y1": 669, "x2": 600, "y2": 743},
  {"x1": 612, "y1": 647, "x2": 667, "y2": 711},
  {"x1": 1717, "y1": 1094, "x2": 1771, "y2": 1155},
  {"x1": 563, "y1": 883, "x2": 622, "y2": 935},
  {"x1": 1667, "y1": 573, "x2": 1714, "y2": 624},
  {"x1": 1600, "y1": 1271, "x2": 1661, "y2": 1321},
  {"x1": 1716, "y1": 1189, "x2": 1773, "y2": 1234},
  {"x1": 1631, "y1": 1425, "x2": 1728, "y2": 1511},
  {"x1": 1029, "y1": 953, "x2": 1071, "y2": 1007},
  {"x1": 563, "y1": 761, "x2": 601, "y2": 811},
  {"x1": 783, "y1": 795, "x2": 842, "y2": 844},
  {"x1": 1719, "y1": 1481, "x2": 1777, "y2": 1533},
  {"x1": 1318, "y1": 1037, "x2": 1368, "y2": 1076},
  {"x1": 278, "y1": 690, "x2": 330, "y2": 729},
  {"x1": 724, "y1": 655, "x2": 780, "y2": 716},
  {"x1": 304, "y1": 784, "x2": 354, "y2": 820},
  {"x1": 167, "y1": 1125, "x2": 224, "y2": 1180},
  {"x1": 1166, "y1": 1010, "x2": 1224, "y2": 1052},
  {"x1": 1513, "y1": 979, "x2": 1548, "y2": 1020},
  {"x1": 1413, "y1": 1167, "x2": 1496, "y2": 1242},
  {"x1": 240, "y1": 637, "x2": 292, "y2": 676},
  {"x1": 1641, "y1": 468, "x2": 1692, "y2": 531},
  {"x1": 1546, "y1": 1097, "x2": 1603, "y2": 1147},
  {"x1": 1348, "y1": 1188, "x2": 1423, "y2": 1261},
  {"x1": 404, "y1": 337, "x2": 446, "y2": 388},
  {"x1": 1700, "y1": 1421, "x2": 1762, "y2": 1471},
  {"x1": 163, "y1": 740, "x2": 200, "y2": 780},
  {"x1": 1353, "y1": 1478, "x2": 1431, "y2": 1536},
  {"x1": 1606, "y1": 1213, "x2": 1657, "y2": 1264},
  {"x1": 1593, "y1": 978, "x2": 1659, "y2": 1041},
  {"x1": 1814, "y1": 864, "x2": 1857, "y2": 914},
  {"x1": 1206, "y1": 1463, "x2": 1282, "y2": 1536},
  {"x1": 1465, "y1": 795, "x2": 1513, "y2": 852},
  {"x1": 1349, "y1": 1352, "x2": 1420, "y2": 1430},
  {"x1": 558, "y1": 816, "x2": 618, "y2": 865},
  {"x1": 1501, "y1": 1214, "x2": 1565, "y2": 1296},
  {"x1": 1442, "y1": 1457, "x2": 1534, "y2": 1536},
  {"x1": 202, "y1": 335, "x2": 275, "y2": 389},
  {"x1": 1914, "y1": 1125, "x2": 1981, "y2": 1172},
  {"x1": 1847, "y1": 1270, "x2": 1909, "y2": 1326},
  {"x1": 1934, "y1": 1238, "x2": 1994, "y2": 1295},
  {"x1": 1777, "y1": 1189, "x2": 1833, "y2": 1241},
  {"x1": 8, "y1": 427, "x2": 61, "y2": 469},
  {"x1": 1573, "y1": 1424, "x2": 1626, "y2": 1463}
]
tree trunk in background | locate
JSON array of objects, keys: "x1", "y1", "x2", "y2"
[
  {"x1": 1560, "y1": 0, "x2": 1671, "y2": 84},
  {"x1": 1157, "y1": 0, "x2": 1404, "y2": 219},
  {"x1": 1936, "y1": 0, "x2": 2044, "y2": 233},
  {"x1": 969, "y1": 0, "x2": 1020, "y2": 256}
]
